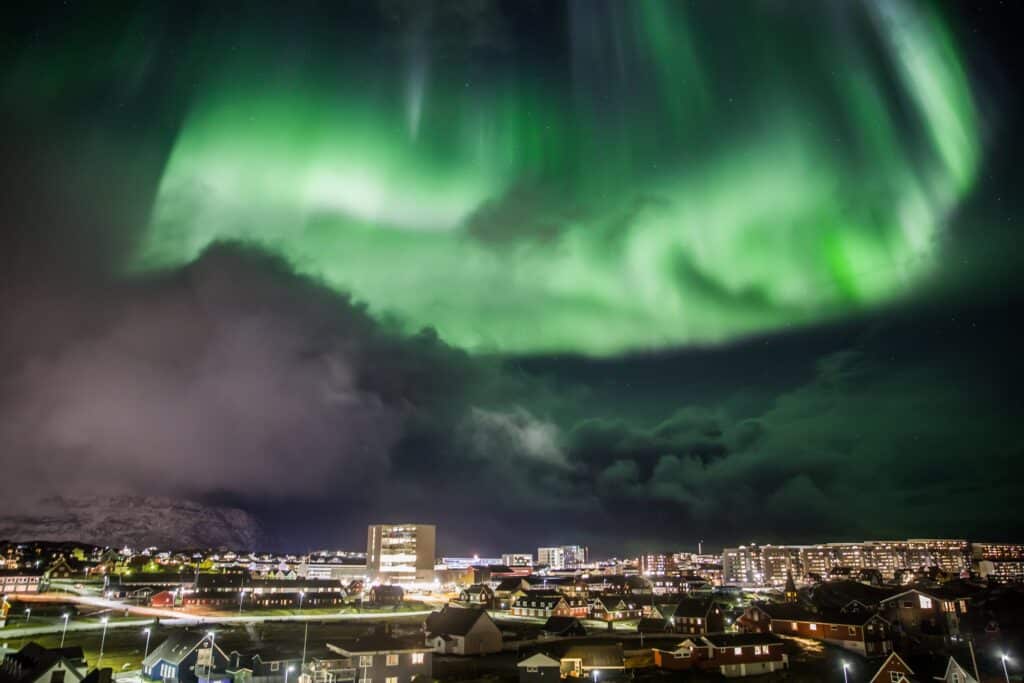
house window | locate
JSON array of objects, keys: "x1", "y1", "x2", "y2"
[
  {"x1": 848, "y1": 626, "x2": 856, "y2": 636},
  {"x1": 809, "y1": 623, "x2": 817, "y2": 631},
  {"x1": 890, "y1": 672, "x2": 902, "y2": 682},
  {"x1": 386, "y1": 678, "x2": 397, "y2": 683},
  {"x1": 959, "y1": 600, "x2": 968, "y2": 613},
  {"x1": 527, "y1": 667, "x2": 538, "y2": 673},
  {"x1": 734, "y1": 648, "x2": 743, "y2": 655},
  {"x1": 411, "y1": 653, "x2": 425, "y2": 665},
  {"x1": 901, "y1": 601, "x2": 913, "y2": 609},
  {"x1": 952, "y1": 674, "x2": 961, "y2": 683},
  {"x1": 830, "y1": 624, "x2": 838, "y2": 631},
  {"x1": 791, "y1": 623, "x2": 797, "y2": 631},
  {"x1": 270, "y1": 663, "x2": 280, "y2": 672},
  {"x1": 359, "y1": 656, "x2": 373, "y2": 668},
  {"x1": 386, "y1": 655, "x2": 398, "y2": 667},
  {"x1": 918, "y1": 595, "x2": 932, "y2": 609}
]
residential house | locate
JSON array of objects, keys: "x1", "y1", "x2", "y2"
[
  {"x1": 653, "y1": 633, "x2": 788, "y2": 678},
  {"x1": 557, "y1": 645, "x2": 625, "y2": 679},
  {"x1": 326, "y1": 632, "x2": 431, "y2": 683},
  {"x1": 424, "y1": 606, "x2": 502, "y2": 655},
  {"x1": 368, "y1": 585, "x2": 404, "y2": 607},
  {"x1": 867, "y1": 652, "x2": 915, "y2": 683},
  {"x1": 0, "y1": 643, "x2": 87, "y2": 683},
  {"x1": 589, "y1": 596, "x2": 642, "y2": 622},
  {"x1": 457, "y1": 585, "x2": 494, "y2": 608},
  {"x1": 516, "y1": 654, "x2": 561, "y2": 683},
  {"x1": 226, "y1": 648, "x2": 308, "y2": 683},
  {"x1": 751, "y1": 603, "x2": 893, "y2": 657},
  {"x1": 494, "y1": 578, "x2": 532, "y2": 610},
  {"x1": 879, "y1": 588, "x2": 973, "y2": 639},
  {"x1": 511, "y1": 593, "x2": 588, "y2": 619},
  {"x1": 658, "y1": 597, "x2": 725, "y2": 635},
  {"x1": 540, "y1": 617, "x2": 587, "y2": 638},
  {"x1": 0, "y1": 570, "x2": 46, "y2": 594},
  {"x1": 142, "y1": 631, "x2": 231, "y2": 683}
]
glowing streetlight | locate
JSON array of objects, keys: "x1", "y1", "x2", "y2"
[
  {"x1": 143, "y1": 627, "x2": 152, "y2": 662},
  {"x1": 208, "y1": 630, "x2": 217, "y2": 674},
  {"x1": 98, "y1": 617, "x2": 110, "y2": 668},
  {"x1": 24, "y1": 607, "x2": 31, "y2": 623},
  {"x1": 842, "y1": 661, "x2": 850, "y2": 683},
  {"x1": 298, "y1": 591, "x2": 305, "y2": 612},
  {"x1": 1002, "y1": 654, "x2": 1011, "y2": 683},
  {"x1": 284, "y1": 665, "x2": 295, "y2": 683},
  {"x1": 60, "y1": 614, "x2": 70, "y2": 648}
]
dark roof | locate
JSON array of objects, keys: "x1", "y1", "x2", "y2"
[
  {"x1": 425, "y1": 606, "x2": 491, "y2": 636},
  {"x1": 143, "y1": 632, "x2": 223, "y2": 668},
  {"x1": 370, "y1": 585, "x2": 403, "y2": 595},
  {"x1": 79, "y1": 669, "x2": 111, "y2": 683},
  {"x1": 759, "y1": 603, "x2": 884, "y2": 626},
  {"x1": 671, "y1": 597, "x2": 719, "y2": 618},
  {"x1": 541, "y1": 616, "x2": 585, "y2": 635},
  {"x1": 328, "y1": 634, "x2": 426, "y2": 655},
  {"x1": 495, "y1": 578, "x2": 527, "y2": 592},
  {"x1": 702, "y1": 633, "x2": 784, "y2": 647},
  {"x1": 637, "y1": 618, "x2": 670, "y2": 633},
  {"x1": 0, "y1": 643, "x2": 86, "y2": 683}
]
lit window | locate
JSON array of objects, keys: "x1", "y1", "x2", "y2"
[
  {"x1": 411, "y1": 653, "x2": 424, "y2": 665},
  {"x1": 890, "y1": 672, "x2": 902, "y2": 682},
  {"x1": 734, "y1": 647, "x2": 742, "y2": 655},
  {"x1": 386, "y1": 655, "x2": 398, "y2": 667},
  {"x1": 791, "y1": 623, "x2": 797, "y2": 631},
  {"x1": 919, "y1": 595, "x2": 932, "y2": 609},
  {"x1": 849, "y1": 626, "x2": 856, "y2": 636},
  {"x1": 386, "y1": 678, "x2": 397, "y2": 683},
  {"x1": 809, "y1": 623, "x2": 817, "y2": 631},
  {"x1": 359, "y1": 656, "x2": 373, "y2": 668}
]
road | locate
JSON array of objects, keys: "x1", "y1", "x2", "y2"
[{"x1": 2, "y1": 594, "x2": 431, "y2": 638}]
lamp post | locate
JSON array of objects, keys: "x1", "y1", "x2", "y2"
[
  {"x1": 1002, "y1": 654, "x2": 1011, "y2": 683},
  {"x1": 298, "y1": 591, "x2": 305, "y2": 613},
  {"x1": 143, "y1": 628, "x2": 152, "y2": 663},
  {"x1": 239, "y1": 590, "x2": 245, "y2": 615},
  {"x1": 842, "y1": 662, "x2": 850, "y2": 683},
  {"x1": 24, "y1": 608, "x2": 31, "y2": 624},
  {"x1": 60, "y1": 614, "x2": 70, "y2": 648},
  {"x1": 98, "y1": 617, "x2": 110, "y2": 668},
  {"x1": 284, "y1": 665, "x2": 295, "y2": 683},
  {"x1": 207, "y1": 631, "x2": 217, "y2": 681}
]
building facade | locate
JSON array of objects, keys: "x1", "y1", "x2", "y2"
[{"x1": 366, "y1": 525, "x2": 436, "y2": 584}]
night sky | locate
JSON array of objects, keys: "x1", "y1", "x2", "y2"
[{"x1": 1, "y1": 1, "x2": 1023, "y2": 556}]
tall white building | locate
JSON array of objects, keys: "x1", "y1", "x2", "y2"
[
  {"x1": 502, "y1": 553, "x2": 533, "y2": 567},
  {"x1": 366, "y1": 524, "x2": 436, "y2": 584},
  {"x1": 537, "y1": 545, "x2": 588, "y2": 570}
]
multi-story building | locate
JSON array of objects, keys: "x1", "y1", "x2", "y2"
[
  {"x1": 639, "y1": 553, "x2": 678, "y2": 576},
  {"x1": 722, "y1": 546, "x2": 763, "y2": 585},
  {"x1": 760, "y1": 547, "x2": 803, "y2": 587},
  {"x1": 537, "y1": 546, "x2": 588, "y2": 570},
  {"x1": 366, "y1": 524, "x2": 436, "y2": 584},
  {"x1": 905, "y1": 539, "x2": 969, "y2": 574},
  {"x1": 502, "y1": 553, "x2": 533, "y2": 567},
  {"x1": 972, "y1": 542, "x2": 1024, "y2": 583}
]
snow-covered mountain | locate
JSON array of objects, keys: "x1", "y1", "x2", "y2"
[{"x1": 0, "y1": 496, "x2": 266, "y2": 549}]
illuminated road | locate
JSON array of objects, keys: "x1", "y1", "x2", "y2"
[{"x1": 2, "y1": 594, "x2": 431, "y2": 638}]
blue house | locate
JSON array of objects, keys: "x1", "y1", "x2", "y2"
[{"x1": 142, "y1": 632, "x2": 230, "y2": 683}]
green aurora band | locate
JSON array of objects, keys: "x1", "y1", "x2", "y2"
[{"x1": 136, "y1": 1, "x2": 982, "y2": 355}]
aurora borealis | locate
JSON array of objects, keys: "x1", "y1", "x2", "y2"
[
  {"x1": 2, "y1": 0, "x2": 1023, "y2": 552},
  {"x1": 133, "y1": 1, "x2": 982, "y2": 354}
]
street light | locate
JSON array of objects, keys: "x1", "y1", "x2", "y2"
[
  {"x1": 60, "y1": 614, "x2": 70, "y2": 648},
  {"x1": 842, "y1": 661, "x2": 850, "y2": 683},
  {"x1": 298, "y1": 591, "x2": 305, "y2": 612},
  {"x1": 98, "y1": 617, "x2": 110, "y2": 668},
  {"x1": 239, "y1": 590, "x2": 245, "y2": 615},
  {"x1": 207, "y1": 630, "x2": 217, "y2": 679},
  {"x1": 24, "y1": 608, "x2": 31, "y2": 623},
  {"x1": 143, "y1": 628, "x2": 152, "y2": 663},
  {"x1": 1002, "y1": 654, "x2": 1011, "y2": 683},
  {"x1": 284, "y1": 665, "x2": 295, "y2": 683}
]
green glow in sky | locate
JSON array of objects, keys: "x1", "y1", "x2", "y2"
[{"x1": 136, "y1": 1, "x2": 981, "y2": 355}]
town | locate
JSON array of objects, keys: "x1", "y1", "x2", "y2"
[{"x1": 2, "y1": 527, "x2": 1023, "y2": 682}]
